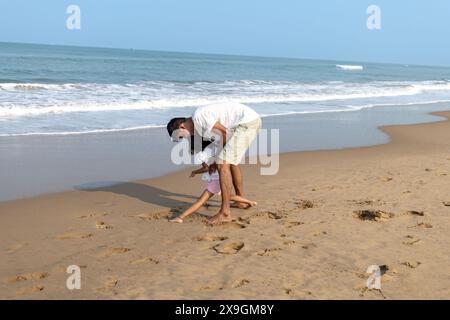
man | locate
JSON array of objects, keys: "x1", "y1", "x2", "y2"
[{"x1": 167, "y1": 102, "x2": 261, "y2": 224}]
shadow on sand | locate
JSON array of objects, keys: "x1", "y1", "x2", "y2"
[{"x1": 74, "y1": 181, "x2": 200, "y2": 208}]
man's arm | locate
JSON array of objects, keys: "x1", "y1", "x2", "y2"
[
  {"x1": 211, "y1": 122, "x2": 228, "y2": 147},
  {"x1": 209, "y1": 121, "x2": 228, "y2": 174}
]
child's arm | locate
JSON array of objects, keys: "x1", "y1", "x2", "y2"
[{"x1": 189, "y1": 163, "x2": 209, "y2": 177}]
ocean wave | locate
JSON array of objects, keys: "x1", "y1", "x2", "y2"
[
  {"x1": 0, "y1": 83, "x2": 78, "y2": 91},
  {"x1": 336, "y1": 64, "x2": 364, "y2": 70},
  {"x1": 0, "y1": 124, "x2": 165, "y2": 137},
  {"x1": 0, "y1": 80, "x2": 450, "y2": 119},
  {"x1": 3, "y1": 99, "x2": 450, "y2": 137},
  {"x1": 1, "y1": 80, "x2": 450, "y2": 118}
]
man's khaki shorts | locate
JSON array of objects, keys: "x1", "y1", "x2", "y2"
[{"x1": 217, "y1": 117, "x2": 262, "y2": 165}]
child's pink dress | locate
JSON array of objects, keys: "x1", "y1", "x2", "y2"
[{"x1": 204, "y1": 172, "x2": 221, "y2": 195}]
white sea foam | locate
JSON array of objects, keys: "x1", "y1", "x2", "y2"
[
  {"x1": 1, "y1": 80, "x2": 450, "y2": 118},
  {"x1": 0, "y1": 124, "x2": 165, "y2": 137},
  {"x1": 1, "y1": 79, "x2": 450, "y2": 136},
  {"x1": 336, "y1": 64, "x2": 364, "y2": 70}
]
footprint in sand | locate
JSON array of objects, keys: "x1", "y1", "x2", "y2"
[
  {"x1": 132, "y1": 210, "x2": 170, "y2": 221},
  {"x1": 348, "y1": 199, "x2": 386, "y2": 206},
  {"x1": 283, "y1": 221, "x2": 304, "y2": 228},
  {"x1": 79, "y1": 212, "x2": 109, "y2": 219},
  {"x1": 56, "y1": 232, "x2": 93, "y2": 240},
  {"x1": 403, "y1": 235, "x2": 421, "y2": 246},
  {"x1": 212, "y1": 241, "x2": 244, "y2": 254},
  {"x1": 283, "y1": 240, "x2": 296, "y2": 246},
  {"x1": 193, "y1": 234, "x2": 229, "y2": 242},
  {"x1": 348, "y1": 199, "x2": 374, "y2": 206},
  {"x1": 97, "y1": 277, "x2": 118, "y2": 292},
  {"x1": 404, "y1": 210, "x2": 425, "y2": 217},
  {"x1": 95, "y1": 221, "x2": 113, "y2": 230},
  {"x1": 7, "y1": 272, "x2": 48, "y2": 283},
  {"x1": 267, "y1": 211, "x2": 283, "y2": 220},
  {"x1": 294, "y1": 199, "x2": 315, "y2": 209},
  {"x1": 232, "y1": 279, "x2": 250, "y2": 288},
  {"x1": 252, "y1": 210, "x2": 271, "y2": 218},
  {"x1": 16, "y1": 285, "x2": 44, "y2": 296},
  {"x1": 257, "y1": 248, "x2": 282, "y2": 256},
  {"x1": 129, "y1": 257, "x2": 159, "y2": 265},
  {"x1": 408, "y1": 222, "x2": 433, "y2": 229},
  {"x1": 300, "y1": 242, "x2": 316, "y2": 249},
  {"x1": 379, "y1": 176, "x2": 393, "y2": 182},
  {"x1": 237, "y1": 217, "x2": 251, "y2": 225},
  {"x1": 353, "y1": 210, "x2": 394, "y2": 222},
  {"x1": 402, "y1": 261, "x2": 421, "y2": 269},
  {"x1": 194, "y1": 285, "x2": 224, "y2": 292},
  {"x1": 312, "y1": 231, "x2": 327, "y2": 237},
  {"x1": 98, "y1": 247, "x2": 131, "y2": 258}
]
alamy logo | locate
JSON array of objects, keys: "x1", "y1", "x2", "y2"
[
  {"x1": 66, "y1": 265, "x2": 81, "y2": 290},
  {"x1": 366, "y1": 265, "x2": 381, "y2": 290},
  {"x1": 170, "y1": 128, "x2": 280, "y2": 175},
  {"x1": 66, "y1": 5, "x2": 81, "y2": 30},
  {"x1": 366, "y1": 5, "x2": 381, "y2": 30}
]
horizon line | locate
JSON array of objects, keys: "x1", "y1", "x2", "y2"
[{"x1": 1, "y1": 40, "x2": 448, "y2": 69}]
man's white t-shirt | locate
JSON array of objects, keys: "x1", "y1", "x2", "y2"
[{"x1": 192, "y1": 102, "x2": 260, "y2": 139}]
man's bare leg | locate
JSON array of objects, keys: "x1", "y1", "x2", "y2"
[
  {"x1": 230, "y1": 164, "x2": 250, "y2": 209},
  {"x1": 207, "y1": 162, "x2": 233, "y2": 224},
  {"x1": 231, "y1": 164, "x2": 244, "y2": 196}
]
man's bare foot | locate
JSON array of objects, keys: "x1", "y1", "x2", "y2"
[
  {"x1": 206, "y1": 212, "x2": 233, "y2": 225},
  {"x1": 169, "y1": 217, "x2": 183, "y2": 224},
  {"x1": 232, "y1": 202, "x2": 257, "y2": 209},
  {"x1": 232, "y1": 202, "x2": 250, "y2": 209}
]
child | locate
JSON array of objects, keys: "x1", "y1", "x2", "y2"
[{"x1": 169, "y1": 160, "x2": 257, "y2": 224}]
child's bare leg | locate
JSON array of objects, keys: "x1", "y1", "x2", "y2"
[
  {"x1": 169, "y1": 190, "x2": 213, "y2": 223},
  {"x1": 230, "y1": 195, "x2": 257, "y2": 207}
]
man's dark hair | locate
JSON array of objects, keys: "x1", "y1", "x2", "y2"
[{"x1": 166, "y1": 117, "x2": 187, "y2": 137}]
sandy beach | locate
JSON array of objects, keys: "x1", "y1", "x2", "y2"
[{"x1": 1, "y1": 111, "x2": 450, "y2": 300}]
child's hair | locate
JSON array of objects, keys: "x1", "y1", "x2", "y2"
[{"x1": 190, "y1": 136, "x2": 212, "y2": 155}]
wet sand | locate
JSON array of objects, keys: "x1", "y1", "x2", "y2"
[{"x1": 1, "y1": 102, "x2": 449, "y2": 202}]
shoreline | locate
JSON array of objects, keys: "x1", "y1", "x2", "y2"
[
  {"x1": 1, "y1": 111, "x2": 450, "y2": 299},
  {"x1": 3, "y1": 100, "x2": 449, "y2": 138},
  {"x1": 1, "y1": 102, "x2": 450, "y2": 203}
]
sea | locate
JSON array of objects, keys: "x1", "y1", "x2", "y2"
[{"x1": 1, "y1": 42, "x2": 450, "y2": 137}]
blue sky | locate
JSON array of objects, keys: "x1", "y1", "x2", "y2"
[{"x1": 1, "y1": 0, "x2": 449, "y2": 66}]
